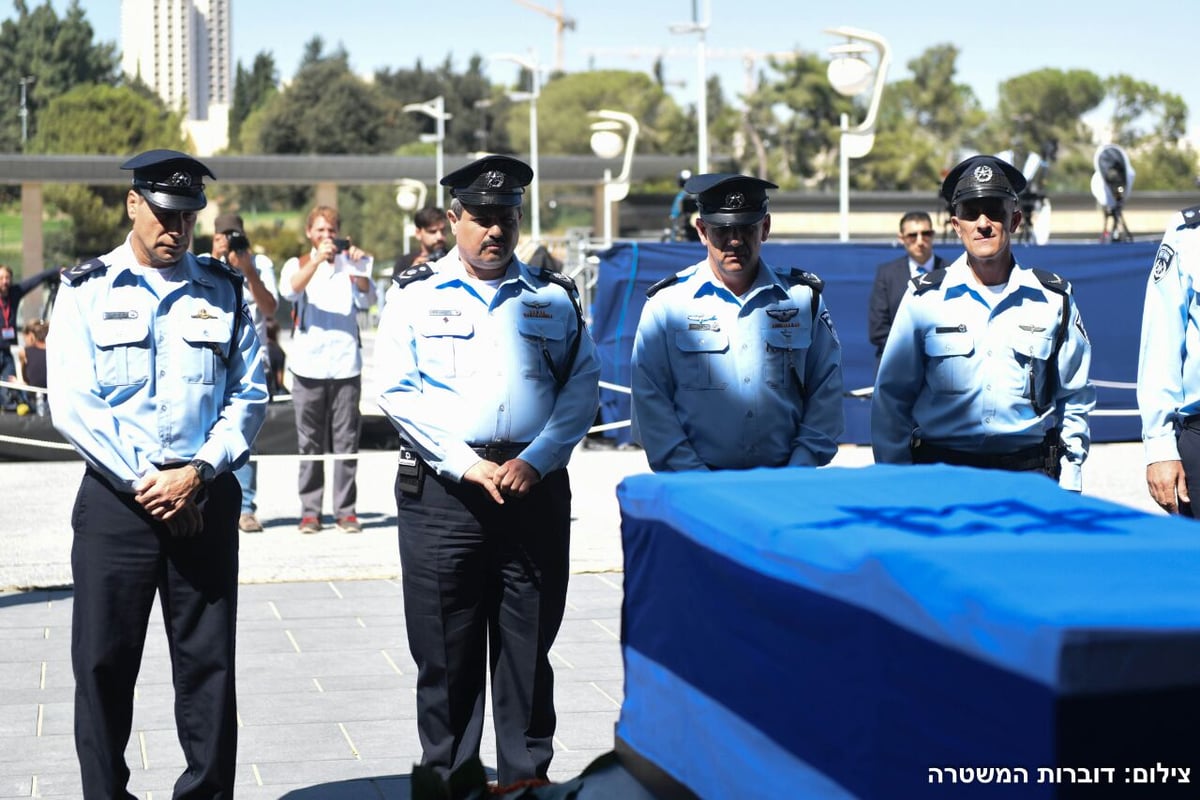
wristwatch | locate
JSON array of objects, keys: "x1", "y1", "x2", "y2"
[{"x1": 188, "y1": 459, "x2": 215, "y2": 484}]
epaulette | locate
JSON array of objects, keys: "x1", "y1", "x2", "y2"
[
  {"x1": 197, "y1": 253, "x2": 239, "y2": 280},
  {"x1": 393, "y1": 264, "x2": 434, "y2": 289},
  {"x1": 61, "y1": 257, "x2": 107, "y2": 285},
  {"x1": 911, "y1": 267, "x2": 947, "y2": 294},
  {"x1": 1180, "y1": 205, "x2": 1200, "y2": 229},
  {"x1": 646, "y1": 273, "x2": 681, "y2": 298},
  {"x1": 783, "y1": 268, "x2": 824, "y2": 292},
  {"x1": 538, "y1": 267, "x2": 578, "y2": 295},
  {"x1": 1031, "y1": 268, "x2": 1071, "y2": 295}
]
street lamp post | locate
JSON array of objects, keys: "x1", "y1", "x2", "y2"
[
  {"x1": 18, "y1": 75, "x2": 35, "y2": 147},
  {"x1": 402, "y1": 96, "x2": 452, "y2": 208},
  {"x1": 489, "y1": 52, "x2": 543, "y2": 243},
  {"x1": 825, "y1": 27, "x2": 891, "y2": 242},
  {"x1": 588, "y1": 110, "x2": 640, "y2": 248},
  {"x1": 669, "y1": 1, "x2": 710, "y2": 174},
  {"x1": 394, "y1": 178, "x2": 429, "y2": 245}
]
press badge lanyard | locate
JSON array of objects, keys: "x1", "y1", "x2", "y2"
[{"x1": 0, "y1": 294, "x2": 13, "y2": 343}]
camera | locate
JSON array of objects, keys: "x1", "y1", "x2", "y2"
[
  {"x1": 333, "y1": 237, "x2": 351, "y2": 253},
  {"x1": 225, "y1": 230, "x2": 251, "y2": 253}
]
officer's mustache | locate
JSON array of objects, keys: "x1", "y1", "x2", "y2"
[{"x1": 483, "y1": 237, "x2": 507, "y2": 248}]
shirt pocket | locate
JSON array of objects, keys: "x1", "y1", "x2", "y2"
[
  {"x1": 922, "y1": 327, "x2": 975, "y2": 394},
  {"x1": 763, "y1": 323, "x2": 812, "y2": 390},
  {"x1": 180, "y1": 312, "x2": 234, "y2": 385},
  {"x1": 517, "y1": 316, "x2": 567, "y2": 381},
  {"x1": 416, "y1": 314, "x2": 474, "y2": 378},
  {"x1": 674, "y1": 329, "x2": 730, "y2": 390},
  {"x1": 92, "y1": 315, "x2": 151, "y2": 387},
  {"x1": 1008, "y1": 329, "x2": 1056, "y2": 402}
]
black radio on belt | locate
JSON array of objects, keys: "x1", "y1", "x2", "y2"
[{"x1": 397, "y1": 446, "x2": 425, "y2": 495}]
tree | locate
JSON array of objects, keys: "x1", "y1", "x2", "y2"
[
  {"x1": 854, "y1": 44, "x2": 985, "y2": 191},
  {"x1": 498, "y1": 70, "x2": 684, "y2": 156},
  {"x1": 229, "y1": 52, "x2": 278, "y2": 152},
  {"x1": 1104, "y1": 75, "x2": 1196, "y2": 190},
  {"x1": 0, "y1": 0, "x2": 118, "y2": 151},
  {"x1": 990, "y1": 68, "x2": 1105, "y2": 192},
  {"x1": 742, "y1": 52, "x2": 850, "y2": 189},
  {"x1": 28, "y1": 83, "x2": 190, "y2": 260},
  {"x1": 246, "y1": 41, "x2": 389, "y2": 157}
]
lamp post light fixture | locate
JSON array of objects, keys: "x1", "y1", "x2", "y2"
[
  {"x1": 18, "y1": 75, "x2": 35, "y2": 146},
  {"x1": 402, "y1": 96, "x2": 452, "y2": 208},
  {"x1": 489, "y1": 52, "x2": 544, "y2": 244},
  {"x1": 824, "y1": 26, "x2": 891, "y2": 242},
  {"x1": 588, "y1": 109, "x2": 640, "y2": 248},
  {"x1": 394, "y1": 178, "x2": 429, "y2": 245},
  {"x1": 669, "y1": 0, "x2": 710, "y2": 174}
]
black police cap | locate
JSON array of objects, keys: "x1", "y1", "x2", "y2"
[
  {"x1": 684, "y1": 173, "x2": 778, "y2": 225},
  {"x1": 121, "y1": 149, "x2": 215, "y2": 212},
  {"x1": 441, "y1": 155, "x2": 533, "y2": 207},
  {"x1": 940, "y1": 155, "x2": 1026, "y2": 206}
]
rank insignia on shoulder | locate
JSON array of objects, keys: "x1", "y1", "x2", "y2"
[
  {"x1": 63, "y1": 257, "x2": 107, "y2": 285},
  {"x1": 646, "y1": 273, "x2": 681, "y2": 298},
  {"x1": 394, "y1": 264, "x2": 434, "y2": 288},
  {"x1": 1180, "y1": 205, "x2": 1200, "y2": 229},
  {"x1": 1153, "y1": 244, "x2": 1176, "y2": 283}
]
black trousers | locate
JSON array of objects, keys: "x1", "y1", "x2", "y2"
[
  {"x1": 1177, "y1": 424, "x2": 1200, "y2": 518},
  {"x1": 396, "y1": 465, "x2": 571, "y2": 784},
  {"x1": 71, "y1": 468, "x2": 240, "y2": 799}
]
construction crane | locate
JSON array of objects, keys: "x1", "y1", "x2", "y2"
[{"x1": 513, "y1": 0, "x2": 576, "y2": 72}]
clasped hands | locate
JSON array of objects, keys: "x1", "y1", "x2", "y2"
[
  {"x1": 134, "y1": 467, "x2": 204, "y2": 537},
  {"x1": 463, "y1": 458, "x2": 540, "y2": 505}
]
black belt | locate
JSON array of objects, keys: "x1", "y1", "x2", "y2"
[
  {"x1": 469, "y1": 442, "x2": 530, "y2": 463},
  {"x1": 911, "y1": 439, "x2": 1046, "y2": 472}
]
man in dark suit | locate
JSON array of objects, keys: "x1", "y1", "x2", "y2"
[{"x1": 868, "y1": 211, "x2": 949, "y2": 358}]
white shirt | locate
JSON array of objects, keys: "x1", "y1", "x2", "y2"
[{"x1": 280, "y1": 251, "x2": 376, "y2": 380}]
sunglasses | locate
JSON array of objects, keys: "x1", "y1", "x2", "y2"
[
  {"x1": 903, "y1": 230, "x2": 935, "y2": 242},
  {"x1": 954, "y1": 199, "x2": 1011, "y2": 222}
]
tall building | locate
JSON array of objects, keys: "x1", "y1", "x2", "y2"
[{"x1": 120, "y1": 0, "x2": 231, "y2": 155}]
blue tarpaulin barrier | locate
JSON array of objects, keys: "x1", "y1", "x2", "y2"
[
  {"x1": 591, "y1": 242, "x2": 1156, "y2": 445},
  {"x1": 617, "y1": 465, "x2": 1200, "y2": 799}
]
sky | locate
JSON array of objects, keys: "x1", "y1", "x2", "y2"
[{"x1": 52, "y1": 0, "x2": 1200, "y2": 146}]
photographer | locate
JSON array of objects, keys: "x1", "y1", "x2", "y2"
[
  {"x1": 392, "y1": 205, "x2": 449, "y2": 279},
  {"x1": 211, "y1": 213, "x2": 278, "y2": 532},
  {"x1": 279, "y1": 205, "x2": 376, "y2": 534}
]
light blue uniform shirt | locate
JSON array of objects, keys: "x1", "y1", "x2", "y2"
[
  {"x1": 375, "y1": 256, "x2": 600, "y2": 482},
  {"x1": 630, "y1": 260, "x2": 845, "y2": 472},
  {"x1": 872, "y1": 254, "x2": 1094, "y2": 490},
  {"x1": 47, "y1": 238, "x2": 268, "y2": 491},
  {"x1": 1138, "y1": 207, "x2": 1200, "y2": 464}
]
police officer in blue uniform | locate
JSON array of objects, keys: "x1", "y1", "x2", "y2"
[
  {"x1": 1137, "y1": 204, "x2": 1200, "y2": 515},
  {"x1": 631, "y1": 173, "x2": 844, "y2": 471},
  {"x1": 872, "y1": 155, "x2": 1095, "y2": 489},
  {"x1": 374, "y1": 155, "x2": 600, "y2": 784},
  {"x1": 47, "y1": 149, "x2": 267, "y2": 798}
]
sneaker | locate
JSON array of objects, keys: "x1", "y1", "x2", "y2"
[
  {"x1": 238, "y1": 513, "x2": 264, "y2": 533},
  {"x1": 298, "y1": 516, "x2": 322, "y2": 534},
  {"x1": 336, "y1": 515, "x2": 362, "y2": 534}
]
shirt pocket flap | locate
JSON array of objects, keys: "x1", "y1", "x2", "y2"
[
  {"x1": 179, "y1": 313, "x2": 233, "y2": 346},
  {"x1": 517, "y1": 316, "x2": 567, "y2": 342},
  {"x1": 763, "y1": 325, "x2": 812, "y2": 350},
  {"x1": 675, "y1": 329, "x2": 730, "y2": 353},
  {"x1": 923, "y1": 329, "x2": 974, "y2": 357},
  {"x1": 92, "y1": 315, "x2": 150, "y2": 348},
  {"x1": 418, "y1": 315, "x2": 474, "y2": 338},
  {"x1": 1010, "y1": 330, "x2": 1055, "y2": 360}
]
